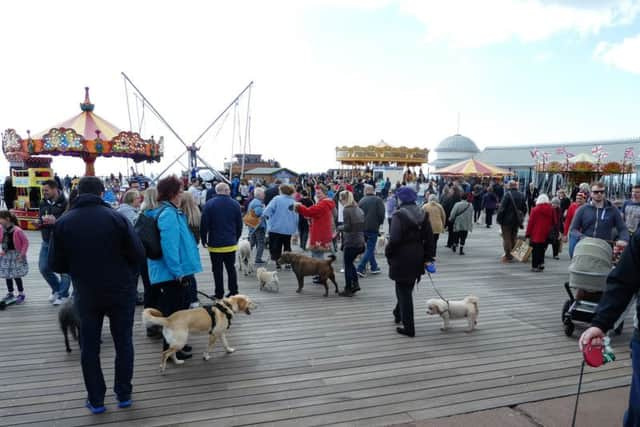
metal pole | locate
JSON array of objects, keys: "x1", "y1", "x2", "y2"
[
  {"x1": 196, "y1": 154, "x2": 229, "y2": 183},
  {"x1": 193, "y1": 81, "x2": 254, "y2": 147},
  {"x1": 240, "y1": 85, "x2": 252, "y2": 180},
  {"x1": 121, "y1": 72, "x2": 190, "y2": 149},
  {"x1": 151, "y1": 150, "x2": 188, "y2": 184}
]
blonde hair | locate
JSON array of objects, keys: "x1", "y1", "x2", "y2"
[
  {"x1": 141, "y1": 188, "x2": 158, "y2": 212},
  {"x1": 339, "y1": 190, "x2": 356, "y2": 207},
  {"x1": 180, "y1": 191, "x2": 202, "y2": 228},
  {"x1": 122, "y1": 189, "x2": 140, "y2": 206}
]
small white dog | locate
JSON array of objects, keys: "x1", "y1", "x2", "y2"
[
  {"x1": 375, "y1": 235, "x2": 388, "y2": 255},
  {"x1": 238, "y1": 239, "x2": 253, "y2": 276},
  {"x1": 256, "y1": 267, "x2": 279, "y2": 292},
  {"x1": 426, "y1": 295, "x2": 479, "y2": 332}
]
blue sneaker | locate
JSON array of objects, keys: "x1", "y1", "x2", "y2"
[
  {"x1": 85, "y1": 400, "x2": 106, "y2": 414},
  {"x1": 118, "y1": 399, "x2": 133, "y2": 409}
]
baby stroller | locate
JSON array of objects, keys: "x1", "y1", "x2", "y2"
[{"x1": 562, "y1": 237, "x2": 624, "y2": 337}]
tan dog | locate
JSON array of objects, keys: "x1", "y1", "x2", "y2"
[
  {"x1": 277, "y1": 252, "x2": 339, "y2": 297},
  {"x1": 426, "y1": 295, "x2": 479, "y2": 332},
  {"x1": 142, "y1": 294, "x2": 257, "y2": 372},
  {"x1": 256, "y1": 267, "x2": 279, "y2": 292}
]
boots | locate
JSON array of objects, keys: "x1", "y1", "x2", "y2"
[
  {"x1": 459, "y1": 246, "x2": 465, "y2": 255},
  {"x1": 451, "y1": 244, "x2": 457, "y2": 253}
]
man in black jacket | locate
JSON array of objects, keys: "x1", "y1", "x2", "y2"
[
  {"x1": 39, "y1": 179, "x2": 71, "y2": 305},
  {"x1": 49, "y1": 177, "x2": 145, "y2": 414},
  {"x1": 357, "y1": 184, "x2": 385, "y2": 276},
  {"x1": 496, "y1": 180, "x2": 527, "y2": 262},
  {"x1": 580, "y1": 234, "x2": 639, "y2": 426}
]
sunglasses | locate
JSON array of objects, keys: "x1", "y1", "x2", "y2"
[{"x1": 591, "y1": 190, "x2": 604, "y2": 194}]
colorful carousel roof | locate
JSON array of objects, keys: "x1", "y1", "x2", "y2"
[
  {"x1": 434, "y1": 158, "x2": 512, "y2": 177},
  {"x1": 2, "y1": 87, "x2": 163, "y2": 174}
]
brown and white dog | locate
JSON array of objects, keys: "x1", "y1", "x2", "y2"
[
  {"x1": 142, "y1": 294, "x2": 257, "y2": 372},
  {"x1": 426, "y1": 295, "x2": 479, "y2": 332},
  {"x1": 277, "y1": 252, "x2": 339, "y2": 297}
]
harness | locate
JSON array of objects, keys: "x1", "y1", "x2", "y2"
[{"x1": 203, "y1": 301, "x2": 234, "y2": 332}]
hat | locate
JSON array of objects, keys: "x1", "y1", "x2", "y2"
[{"x1": 396, "y1": 187, "x2": 417, "y2": 204}]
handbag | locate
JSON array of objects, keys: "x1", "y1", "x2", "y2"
[
  {"x1": 134, "y1": 206, "x2": 168, "y2": 260},
  {"x1": 511, "y1": 239, "x2": 532, "y2": 262},
  {"x1": 243, "y1": 208, "x2": 261, "y2": 228}
]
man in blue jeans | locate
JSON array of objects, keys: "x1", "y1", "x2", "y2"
[
  {"x1": 49, "y1": 177, "x2": 144, "y2": 414},
  {"x1": 38, "y1": 179, "x2": 71, "y2": 305},
  {"x1": 580, "y1": 232, "x2": 639, "y2": 426},
  {"x1": 357, "y1": 184, "x2": 386, "y2": 277}
]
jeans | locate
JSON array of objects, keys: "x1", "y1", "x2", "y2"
[
  {"x1": 624, "y1": 338, "x2": 640, "y2": 427},
  {"x1": 343, "y1": 246, "x2": 360, "y2": 290},
  {"x1": 157, "y1": 280, "x2": 188, "y2": 352},
  {"x1": 569, "y1": 234, "x2": 579, "y2": 258},
  {"x1": 210, "y1": 252, "x2": 238, "y2": 299},
  {"x1": 186, "y1": 274, "x2": 197, "y2": 305},
  {"x1": 394, "y1": 281, "x2": 416, "y2": 334},
  {"x1": 39, "y1": 240, "x2": 71, "y2": 298},
  {"x1": 357, "y1": 231, "x2": 379, "y2": 273},
  {"x1": 311, "y1": 250, "x2": 325, "y2": 260},
  {"x1": 433, "y1": 233, "x2": 439, "y2": 257},
  {"x1": 75, "y1": 290, "x2": 136, "y2": 406},
  {"x1": 485, "y1": 208, "x2": 495, "y2": 226},
  {"x1": 249, "y1": 227, "x2": 266, "y2": 263},
  {"x1": 299, "y1": 224, "x2": 309, "y2": 251},
  {"x1": 453, "y1": 230, "x2": 468, "y2": 246}
]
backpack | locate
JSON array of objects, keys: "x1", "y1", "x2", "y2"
[{"x1": 134, "y1": 206, "x2": 168, "y2": 260}]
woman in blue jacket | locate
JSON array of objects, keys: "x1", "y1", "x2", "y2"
[
  {"x1": 263, "y1": 184, "x2": 298, "y2": 269},
  {"x1": 147, "y1": 176, "x2": 202, "y2": 361}
]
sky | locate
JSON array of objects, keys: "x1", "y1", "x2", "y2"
[{"x1": 0, "y1": 0, "x2": 639, "y2": 177}]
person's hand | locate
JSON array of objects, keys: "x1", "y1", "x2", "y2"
[
  {"x1": 615, "y1": 240, "x2": 628, "y2": 249},
  {"x1": 562, "y1": 235, "x2": 568, "y2": 243},
  {"x1": 579, "y1": 326, "x2": 605, "y2": 351}
]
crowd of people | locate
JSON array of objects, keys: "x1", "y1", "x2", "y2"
[{"x1": 1, "y1": 169, "x2": 640, "y2": 422}]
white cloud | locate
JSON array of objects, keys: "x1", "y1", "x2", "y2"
[
  {"x1": 398, "y1": 0, "x2": 640, "y2": 48},
  {"x1": 595, "y1": 33, "x2": 640, "y2": 73}
]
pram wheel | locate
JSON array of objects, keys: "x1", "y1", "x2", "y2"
[
  {"x1": 562, "y1": 299, "x2": 572, "y2": 322},
  {"x1": 614, "y1": 321, "x2": 624, "y2": 335},
  {"x1": 564, "y1": 320, "x2": 575, "y2": 337}
]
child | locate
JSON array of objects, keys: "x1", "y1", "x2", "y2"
[{"x1": 0, "y1": 211, "x2": 29, "y2": 304}]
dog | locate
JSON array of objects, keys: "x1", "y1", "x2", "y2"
[
  {"x1": 375, "y1": 235, "x2": 388, "y2": 255},
  {"x1": 238, "y1": 239, "x2": 253, "y2": 276},
  {"x1": 256, "y1": 267, "x2": 279, "y2": 292},
  {"x1": 142, "y1": 294, "x2": 257, "y2": 373},
  {"x1": 277, "y1": 252, "x2": 339, "y2": 297},
  {"x1": 58, "y1": 298, "x2": 80, "y2": 352},
  {"x1": 426, "y1": 295, "x2": 479, "y2": 332}
]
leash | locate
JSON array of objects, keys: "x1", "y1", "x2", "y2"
[
  {"x1": 426, "y1": 272, "x2": 451, "y2": 312},
  {"x1": 196, "y1": 290, "x2": 217, "y2": 302},
  {"x1": 571, "y1": 360, "x2": 585, "y2": 427}
]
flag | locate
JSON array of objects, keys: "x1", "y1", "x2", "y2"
[
  {"x1": 624, "y1": 146, "x2": 634, "y2": 160},
  {"x1": 530, "y1": 148, "x2": 539, "y2": 159},
  {"x1": 600, "y1": 151, "x2": 608, "y2": 160},
  {"x1": 543, "y1": 152, "x2": 551, "y2": 162},
  {"x1": 592, "y1": 145, "x2": 603, "y2": 155},
  {"x1": 556, "y1": 147, "x2": 566, "y2": 155}
]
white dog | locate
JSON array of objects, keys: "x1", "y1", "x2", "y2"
[
  {"x1": 238, "y1": 239, "x2": 253, "y2": 276},
  {"x1": 256, "y1": 267, "x2": 279, "y2": 292},
  {"x1": 426, "y1": 295, "x2": 479, "y2": 332}
]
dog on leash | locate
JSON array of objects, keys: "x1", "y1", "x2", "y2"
[
  {"x1": 277, "y1": 252, "x2": 339, "y2": 297},
  {"x1": 256, "y1": 267, "x2": 279, "y2": 292},
  {"x1": 238, "y1": 239, "x2": 253, "y2": 276},
  {"x1": 58, "y1": 298, "x2": 80, "y2": 352},
  {"x1": 142, "y1": 294, "x2": 257, "y2": 373},
  {"x1": 426, "y1": 295, "x2": 479, "y2": 332}
]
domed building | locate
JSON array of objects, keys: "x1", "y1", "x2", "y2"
[{"x1": 431, "y1": 134, "x2": 481, "y2": 169}]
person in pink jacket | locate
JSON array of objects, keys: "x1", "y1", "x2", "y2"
[{"x1": 0, "y1": 211, "x2": 29, "y2": 304}]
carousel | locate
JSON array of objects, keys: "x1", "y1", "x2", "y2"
[
  {"x1": 433, "y1": 158, "x2": 512, "y2": 177},
  {"x1": 2, "y1": 87, "x2": 163, "y2": 228},
  {"x1": 335, "y1": 140, "x2": 428, "y2": 180}
]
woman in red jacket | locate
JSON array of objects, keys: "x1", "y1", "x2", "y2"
[
  {"x1": 525, "y1": 194, "x2": 557, "y2": 272},
  {"x1": 295, "y1": 184, "x2": 336, "y2": 259},
  {"x1": 563, "y1": 192, "x2": 586, "y2": 258}
]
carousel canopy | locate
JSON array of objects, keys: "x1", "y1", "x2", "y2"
[
  {"x1": 336, "y1": 140, "x2": 428, "y2": 166},
  {"x1": 2, "y1": 87, "x2": 163, "y2": 175},
  {"x1": 568, "y1": 152, "x2": 597, "y2": 164},
  {"x1": 434, "y1": 158, "x2": 512, "y2": 177}
]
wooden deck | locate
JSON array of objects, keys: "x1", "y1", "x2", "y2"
[{"x1": 0, "y1": 225, "x2": 633, "y2": 426}]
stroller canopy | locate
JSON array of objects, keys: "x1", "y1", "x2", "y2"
[{"x1": 569, "y1": 237, "x2": 612, "y2": 292}]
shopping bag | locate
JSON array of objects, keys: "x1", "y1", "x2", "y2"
[{"x1": 511, "y1": 239, "x2": 532, "y2": 262}]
